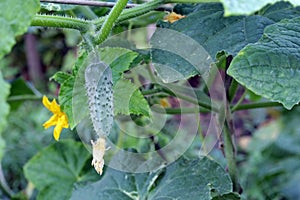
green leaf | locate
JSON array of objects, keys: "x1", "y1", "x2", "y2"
[
  {"x1": 98, "y1": 47, "x2": 138, "y2": 83},
  {"x1": 259, "y1": 2, "x2": 300, "y2": 22},
  {"x1": 0, "y1": 0, "x2": 40, "y2": 59},
  {"x1": 0, "y1": 71, "x2": 10, "y2": 134},
  {"x1": 158, "y1": 4, "x2": 274, "y2": 57},
  {"x1": 50, "y1": 71, "x2": 72, "y2": 85},
  {"x1": 59, "y1": 76, "x2": 76, "y2": 129},
  {"x1": 227, "y1": 17, "x2": 300, "y2": 109},
  {"x1": 24, "y1": 140, "x2": 96, "y2": 200},
  {"x1": 71, "y1": 168, "x2": 148, "y2": 200},
  {"x1": 153, "y1": 4, "x2": 274, "y2": 80},
  {"x1": 71, "y1": 157, "x2": 233, "y2": 200},
  {"x1": 109, "y1": 51, "x2": 138, "y2": 83},
  {"x1": 220, "y1": 0, "x2": 300, "y2": 16},
  {"x1": 151, "y1": 49, "x2": 201, "y2": 82},
  {"x1": 114, "y1": 79, "x2": 150, "y2": 116},
  {"x1": 57, "y1": 52, "x2": 88, "y2": 129},
  {"x1": 148, "y1": 157, "x2": 232, "y2": 200},
  {"x1": 2, "y1": 103, "x2": 54, "y2": 192}
]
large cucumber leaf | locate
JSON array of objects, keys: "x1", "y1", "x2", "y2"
[
  {"x1": 228, "y1": 17, "x2": 300, "y2": 109},
  {"x1": 113, "y1": 79, "x2": 150, "y2": 116},
  {"x1": 70, "y1": 157, "x2": 237, "y2": 200},
  {"x1": 259, "y1": 2, "x2": 300, "y2": 22},
  {"x1": 24, "y1": 140, "x2": 97, "y2": 200},
  {"x1": 152, "y1": 2, "x2": 300, "y2": 82},
  {"x1": 152, "y1": 3, "x2": 274, "y2": 81}
]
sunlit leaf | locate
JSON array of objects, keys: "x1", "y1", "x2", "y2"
[{"x1": 228, "y1": 17, "x2": 300, "y2": 109}]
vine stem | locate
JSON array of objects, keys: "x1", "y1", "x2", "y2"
[
  {"x1": 7, "y1": 95, "x2": 42, "y2": 102},
  {"x1": 223, "y1": 123, "x2": 239, "y2": 191},
  {"x1": 31, "y1": 14, "x2": 91, "y2": 32},
  {"x1": 231, "y1": 101, "x2": 283, "y2": 112},
  {"x1": 141, "y1": 88, "x2": 163, "y2": 95},
  {"x1": 152, "y1": 106, "x2": 210, "y2": 114},
  {"x1": 228, "y1": 79, "x2": 239, "y2": 102},
  {"x1": 93, "y1": 0, "x2": 164, "y2": 30},
  {"x1": 95, "y1": 0, "x2": 129, "y2": 44},
  {"x1": 230, "y1": 90, "x2": 246, "y2": 111},
  {"x1": 34, "y1": 0, "x2": 221, "y2": 32},
  {"x1": 161, "y1": 87, "x2": 218, "y2": 112}
]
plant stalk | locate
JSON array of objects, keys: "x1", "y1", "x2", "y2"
[
  {"x1": 152, "y1": 106, "x2": 210, "y2": 114},
  {"x1": 161, "y1": 87, "x2": 217, "y2": 112},
  {"x1": 223, "y1": 123, "x2": 239, "y2": 191},
  {"x1": 228, "y1": 79, "x2": 239, "y2": 102},
  {"x1": 7, "y1": 95, "x2": 42, "y2": 102},
  {"x1": 141, "y1": 88, "x2": 163, "y2": 95},
  {"x1": 31, "y1": 14, "x2": 91, "y2": 32},
  {"x1": 95, "y1": 0, "x2": 129, "y2": 44},
  {"x1": 93, "y1": 0, "x2": 164, "y2": 29},
  {"x1": 231, "y1": 101, "x2": 283, "y2": 112}
]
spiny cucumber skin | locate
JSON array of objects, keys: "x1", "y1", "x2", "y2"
[{"x1": 85, "y1": 62, "x2": 114, "y2": 137}]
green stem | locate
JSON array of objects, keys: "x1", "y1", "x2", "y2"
[
  {"x1": 230, "y1": 90, "x2": 246, "y2": 111},
  {"x1": 228, "y1": 79, "x2": 239, "y2": 103},
  {"x1": 7, "y1": 95, "x2": 42, "y2": 102},
  {"x1": 95, "y1": 0, "x2": 129, "y2": 44},
  {"x1": 161, "y1": 87, "x2": 218, "y2": 112},
  {"x1": 223, "y1": 124, "x2": 239, "y2": 191},
  {"x1": 34, "y1": 0, "x2": 219, "y2": 32},
  {"x1": 231, "y1": 101, "x2": 283, "y2": 112},
  {"x1": 141, "y1": 88, "x2": 163, "y2": 95},
  {"x1": 93, "y1": 0, "x2": 163, "y2": 29},
  {"x1": 117, "y1": 0, "x2": 163, "y2": 23},
  {"x1": 31, "y1": 14, "x2": 91, "y2": 32},
  {"x1": 152, "y1": 106, "x2": 210, "y2": 114}
]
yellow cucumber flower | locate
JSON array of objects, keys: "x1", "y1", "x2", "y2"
[
  {"x1": 159, "y1": 98, "x2": 171, "y2": 108},
  {"x1": 42, "y1": 96, "x2": 69, "y2": 141},
  {"x1": 164, "y1": 12, "x2": 185, "y2": 23}
]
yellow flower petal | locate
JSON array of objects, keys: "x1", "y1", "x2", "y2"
[
  {"x1": 60, "y1": 115, "x2": 69, "y2": 129},
  {"x1": 164, "y1": 12, "x2": 185, "y2": 23},
  {"x1": 42, "y1": 96, "x2": 52, "y2": 111},
  {"x1": 53, "y1": 123, "x2": 63, "y2": 141},
  {"x1": 43, "y1": 114, "x2": 59, "y2": 129},
  {"x1": 42, "y1": 96, "x2": 61, "y2": 114},
  {"x1": 42, "y1": 95, "x2": 69, "y2": 141},
  {"x1": 160, "y1": 98, "x2": 170, "y2": 108}
]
